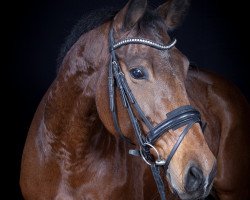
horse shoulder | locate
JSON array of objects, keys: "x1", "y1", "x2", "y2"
[
  {"x1": 20, "y1": 79, "x2": 143, "y2": 200},
  {"x1": 20, "y1": 86, "x2": 62, "y2": 199},
  {"x1": 186, "y1": 66, "x2": 250, "y2": 199}
]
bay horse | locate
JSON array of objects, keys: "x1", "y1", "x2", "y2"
[{"x1": 20, "y1": 0, "x2": 250, "y2": 199}]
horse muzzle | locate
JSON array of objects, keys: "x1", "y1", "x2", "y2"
[{"x1": 168, "y1": 162, "x2": 217, "y2": 200}]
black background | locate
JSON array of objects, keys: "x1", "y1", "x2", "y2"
[{"x1": 9, "y1": 0, "x2": 249, "y2": 199}]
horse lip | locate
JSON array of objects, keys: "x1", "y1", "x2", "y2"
[
  {"x1": 165, "y1": 169, "x2": 213, "y2": 200},
  {"x1": 208, "y1": 162, "x2": 217, "y2": 186},
  {"x1": 177, "y1": 189, "x2": 208, "y2": 200},
  {"x1": 165, "y1": 170, "x2": 179, "y2": 196}
]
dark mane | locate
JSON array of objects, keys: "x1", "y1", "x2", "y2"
[{"x1": 57, "y1": 7, "x2": 118, "y2": 67}]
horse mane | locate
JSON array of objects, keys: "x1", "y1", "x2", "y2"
[
  {"x1": 57, "y1": 6, "x2": 165, "y2": 70},
  {"x1": 57, "y1": 7, "x2": 119, "y2": 68}
]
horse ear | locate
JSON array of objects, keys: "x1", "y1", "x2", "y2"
[
  {"x1": 156, "y1": 0, "x2": 190, "y2": 30},
  {"x1": 113, "y1": 0, "x2": 147, "y2": 32}
]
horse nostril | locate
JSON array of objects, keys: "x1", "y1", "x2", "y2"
[{"x1": 185, "y1": 166, "x2": 204, "y2": 193}]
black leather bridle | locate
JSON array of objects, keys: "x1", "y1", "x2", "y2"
[{"x1": 108, "y1": 28, "x2": 204, "y2": 200}]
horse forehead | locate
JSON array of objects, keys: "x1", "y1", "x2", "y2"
[{"x1": 120, "y1": 45, "x2": 173, "y2": 68}]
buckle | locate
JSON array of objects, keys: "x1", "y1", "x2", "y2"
[{"x1": 140, "y1": 143, "x2": 166, "y2": 166}]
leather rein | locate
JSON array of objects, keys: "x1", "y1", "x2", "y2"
[{"x1": 108, "y1": 28, "x2": 204, "y2": 200}]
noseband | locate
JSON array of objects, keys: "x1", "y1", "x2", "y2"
[{"x1": 108, "y1": 28, "x2": 204, "y2": 199}]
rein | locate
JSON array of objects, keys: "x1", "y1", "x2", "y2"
[{"x1": 108, "y1": 28, "x2": 204, "y2": 200}]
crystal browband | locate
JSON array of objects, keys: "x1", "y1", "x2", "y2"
[{"x1": 113, "y1": 38, "x2": 177, "y2": 50}]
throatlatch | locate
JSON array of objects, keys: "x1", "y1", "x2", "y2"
[{"x1": 108, "y1": 28, "x2": 204, "y2": 200}]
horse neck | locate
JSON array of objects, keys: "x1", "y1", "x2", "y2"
[{"x1": 42, "y1": 23, "x2": 115, "y2": 158}]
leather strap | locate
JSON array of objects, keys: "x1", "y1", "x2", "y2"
[
  {"x1": 146, "y1": 105, "x2": 201, "y2": 144},
  {"x1": 151, "y1": 164, "x2": 166, "y2": 200},
  {"x1": 164, "y1": 121, "x2": 197, "y2": 170}
]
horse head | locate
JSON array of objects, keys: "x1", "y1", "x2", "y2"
[{"x1": 96, "y1": 0, "x2": 216, "y2": 199}]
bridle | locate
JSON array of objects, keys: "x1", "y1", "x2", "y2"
[
  {"x1": 108, "y1": 28, "x2": 204, "y2": 200},
  {"x1": 109, "y1": 27, "x2": 204, "y2": 200}
]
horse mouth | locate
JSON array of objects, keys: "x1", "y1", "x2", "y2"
[
  {"x1": 170, "y1": 187, "x2": 212, "y2": 200},
  {"x1": 165, "y1": 170, "x2": 214, "y2": 200}
]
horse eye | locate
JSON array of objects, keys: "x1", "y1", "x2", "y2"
[{"x1": 129, "y1": 68, "x2": 146, "y2": 79}]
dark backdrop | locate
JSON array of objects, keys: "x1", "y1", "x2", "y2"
[{"x1": 10, "y1": 0, "x2": 248, "y2": 199}]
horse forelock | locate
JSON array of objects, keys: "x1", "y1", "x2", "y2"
[{"x1": 57, "y1": 7, "x2": 119, "y2": 70}]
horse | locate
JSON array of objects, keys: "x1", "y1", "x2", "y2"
[{"x1": 20, "y1": 0, "x2": 250, "y2": 199}]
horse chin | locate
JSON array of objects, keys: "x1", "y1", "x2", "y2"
[
  {"x1": 166, "y1": 172, "x2": 213, "y2": 200},
  {"x1": 177, "y1": 190, "x2": 211, "y2": 200},
  {"x1": 171, "y1": 188, "x2": 212, "y2": 200}
]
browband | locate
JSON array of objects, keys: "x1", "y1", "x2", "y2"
[{"x1": 113, "y1": 38, "x2": 177, "y2": 50}]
